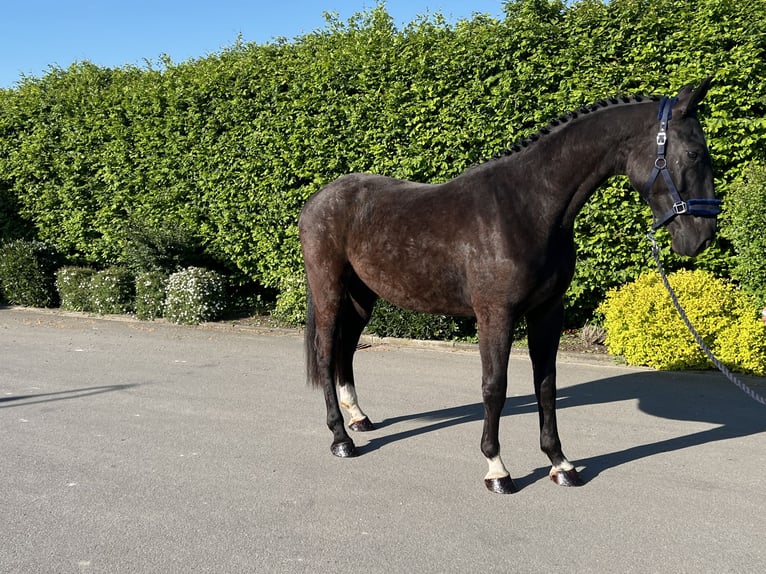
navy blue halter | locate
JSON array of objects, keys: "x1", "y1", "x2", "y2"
[{"x1": 645, "y1": 96, "x2": 722, "y2": 231}]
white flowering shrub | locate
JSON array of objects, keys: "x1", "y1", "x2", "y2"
[
  {"x1": 164, "y1": 267, "x2": 226, "y2": 325},
  {"x1": 56, "y1": 266, "x2": 97, "y2": 311},
  {"x1": 89, "y1": 267, "x2": 135, "y2": 315},
  {"x1": 135, "y1": 271, "x2": 167, "y2": 320}
]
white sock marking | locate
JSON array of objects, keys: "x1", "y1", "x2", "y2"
[
  {"x1": 549, "y1": 459, "x2": 574, "y2": 476},
  {"x1": 484, "y1": 455, "x2": 510, "y2": 480},
  {"x1": 338, "y1": 384, "x2": 368, "y2": 424}
]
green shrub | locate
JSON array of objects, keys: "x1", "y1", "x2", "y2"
[
  {"x1": 0, "y1": 240, "x2": 61, "y2": 307},
  {"x1": 121, "y1": 216, "x2": 210, "y2": 274},
  {"x1": 135, "y1": 271, "x2": 168, "y2": 320},
  {"x1": 89, "y1": 267, "x2": 135, "y2": 315},
  {"x1": 164, "y1": 267, "x2": 226, "y2": 324},
  {"x1": 226, "y1": 276, "x2": 275, "y2": 318},
  {"x1": 271, "y1": 274, "x2": 307, "y2": 326},
  {"x1": 722, "y1": 163, "x2": 766, "y2": 305},
  {"x1": 367, "y1": 300, "x2": 477, "y2": 341},
  {"x1": 599, "y1": 270, "x2": 766, "y2": 375},
  {"x1": 55, "y1": 267, "x2": 97, "y2": 311}
]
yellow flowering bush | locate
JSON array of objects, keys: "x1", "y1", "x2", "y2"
[
  {"x1": 599, "y1": 270, "x2": 766, "y2": 375},
  {"x1": 715, "y1": 318, "x2": 766, "y2": 376}
]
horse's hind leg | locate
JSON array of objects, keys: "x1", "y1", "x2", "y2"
[
  {"x1": 526, "y1": 300, "x2": 584, "y2": 487},
  {"x1": 476, "y1": 309, "x2": 517, "y2": 494},
  {"x1": 337, "y1": 273, "x2": 377, "y2": 433},
  {"x1": 320, "y1": 305, "x2": 358, "y2": 457},
  {"x1": 304, "y1": 262, "x2": 359, "y2": 457}
]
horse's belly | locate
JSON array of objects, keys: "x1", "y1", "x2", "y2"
[{"x1": 351, "y1": 254, "x2": 474, "y2": 316}]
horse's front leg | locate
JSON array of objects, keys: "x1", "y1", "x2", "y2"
[
  {"x1": 527, "y1": 301, "x2": 584, "y2": 487},
  {"x1": 477, "y1": 311, "x2": 517, "y2": 494}
]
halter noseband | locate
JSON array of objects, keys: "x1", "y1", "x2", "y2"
[{"x1": 645, "y1": 96, "x2": 721, "y2": 231}]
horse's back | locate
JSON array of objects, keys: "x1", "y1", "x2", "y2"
[
  {"x1": 301, "y1": 173, "x2": 432, "y2": 217},
  {"x1": 299, "y1": 172, "x2": 449, "y2": 254},
  {"x1": 299, "y1": 173, "x2": 495, "y2": 315}
]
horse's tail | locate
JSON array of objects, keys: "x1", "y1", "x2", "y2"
[
  {"x1": 304, "y1": 284, "x2": 323, "y2": 389},
  {"x1": 305, "y1": 285, "x2": 340, "y2": 389},
  {"x1": 305, "y1": 281, "x2": 347, "y2": 390}
]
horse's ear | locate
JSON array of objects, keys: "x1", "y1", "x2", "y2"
[{"x1": 677, "y1": 76, "x2": 713, "y2": 117}]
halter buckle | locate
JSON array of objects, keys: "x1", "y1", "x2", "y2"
[
  {"x1": 672, "y1": 201, "x2": 688, "y2": 215},
  {"x1": 656, "y1": 132, "x2": 667, "y2": 146}
]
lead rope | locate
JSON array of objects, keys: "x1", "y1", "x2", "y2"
[{"x1": 646, "y1": 232, "x2": 766, "y2": 406}]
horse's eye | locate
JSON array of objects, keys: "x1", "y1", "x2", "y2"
[{"x1": 687, "y1": 151, "x2": 699, "y2": 160}]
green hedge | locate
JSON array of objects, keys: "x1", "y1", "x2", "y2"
[
  {"x1": 367, "y1": 300, "x2": 478, "y2": 341},
  {"x1": 721, "y1": 163, "x2": 766, "y2": 305},
  {"x1": 1, "y1": 0, "x2": 765, "y2": 331}
]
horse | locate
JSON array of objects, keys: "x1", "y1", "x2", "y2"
[{"x1": 298, "y1": 78, "x2": 720, "y2": 493}]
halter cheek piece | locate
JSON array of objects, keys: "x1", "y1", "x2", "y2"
[{"x1": 644, "y1": 96, "x2": 722, "y2": 231}]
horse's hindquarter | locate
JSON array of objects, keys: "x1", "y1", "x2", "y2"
[{"x1": 339, "y1": 176, "x2": 478, "y2": 315}]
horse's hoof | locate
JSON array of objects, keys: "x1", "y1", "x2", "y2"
[
  {"x1": 550, "y1": 468, "x2": 584, "y2": 487},
  {"x1": 348, "y1": 417, "x2": 375, "y2": 432},
  {"x1": 330, "y1": 441, "x2": 357, "y2": 458},
  {"x1": 484, "y1": 475, "x2": 518, "y2": 494}
]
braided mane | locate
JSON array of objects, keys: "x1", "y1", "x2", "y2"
[{"x1": 487, "y1": 94, "x2": 661, "y2": 162}]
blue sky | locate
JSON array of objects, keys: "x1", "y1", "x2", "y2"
[{"x1": 1, "y1": 1, "x2": 506, "y2": 89}]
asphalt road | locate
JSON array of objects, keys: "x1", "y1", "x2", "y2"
[{"x1": 2, "y1": 307, "x2": 765, "y2": 573}]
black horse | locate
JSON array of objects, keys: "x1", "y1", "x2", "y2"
[{"x1": 299, "y1": 79, "x2": 720, "y2": 493}]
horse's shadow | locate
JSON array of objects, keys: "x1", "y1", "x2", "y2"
[{"x1": 358, "y1": 369, "x2": 766, "y2": 489}]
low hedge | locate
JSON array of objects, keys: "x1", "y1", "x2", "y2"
[
  {"x1": 54, "y1": 265, "x2": 226, "y2": 324},
  {"x1": 135, "y1": 271, "x2": 168, "y2": 320},
  {"x1": 56, "y1": 267, "x2": 97, "y2": 312},
  {"x1": 89, "y1": 267, "x2": 135, "y2": 315},
  {"x1": 164, "y1": 267, "x2": 227, "y2": 325},
  {"x1": 367, "y1": 300, "x2": 477, "y2": 341}
]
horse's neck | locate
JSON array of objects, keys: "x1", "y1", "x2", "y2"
[{"x1": 507, "y1": 102, "x2": 653, "y2": 230}]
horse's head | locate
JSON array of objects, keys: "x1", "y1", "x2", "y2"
[{"x1": 629, "y1": 78, "x2": 720, "y2": 257}]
